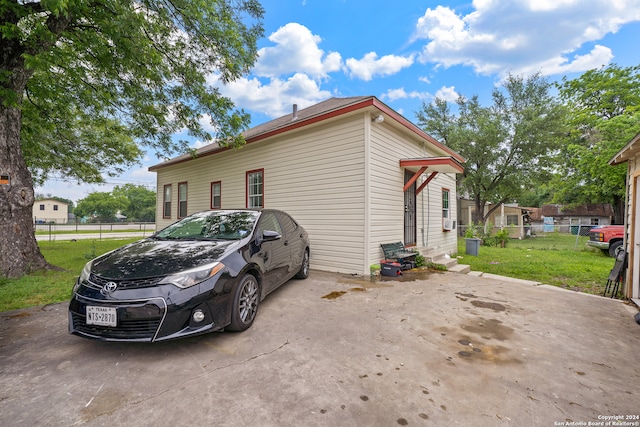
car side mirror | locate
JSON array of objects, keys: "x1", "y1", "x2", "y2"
[{"x1": 256, "y1": 230, "x2": 281, "y2": 245}]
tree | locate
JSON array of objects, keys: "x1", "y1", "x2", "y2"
[
  {"x1": 75, "y1": 191, "x2": 127, "y2": 221},
  {"x1": 112, "y1": 184, "x2": 156, "y2": 222},
  {"x1": 552, "y1": 64, "x2": 640, "y2": 222},
  {"x1": 416, "y1": 73, "x2": 566, "y2": 223},
  {"x1": 0, "y1": 0, "x2": 264, "y2": 277}
]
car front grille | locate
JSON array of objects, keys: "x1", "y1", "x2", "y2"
[
  {"x1": 85, "y1": 273, "x2": 163, "y2": 290},
  {"x1": 71, "y1": 313, "x2": 162, "y2": 340},
  {"x1": 70, "y1": 295, "x2": 166, "y2": 341}
]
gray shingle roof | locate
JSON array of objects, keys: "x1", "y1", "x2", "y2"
[{"x1": 244, "y1": 96, "x2": 372, "y2": 139}]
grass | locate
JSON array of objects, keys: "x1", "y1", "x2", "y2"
[
  {"x1": 0, "y1": 233, "x2": 619, "y2": 313},
  {"x1": 455, "y1": 233, "x2": 614, "y2": 295},
  {"x1": 34, "y1": 229, "x2": 145, "y2": 235},
  {"x1": 0, "y1": 238, "x2": 139, "y2": 312}
]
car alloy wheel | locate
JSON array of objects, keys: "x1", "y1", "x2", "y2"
[
  {"x1": 229, "y1": 274, "x2": 259, "y2": 331},
  {"x1": 295, "y1": 249, "x2": 309, "y2": 279}
]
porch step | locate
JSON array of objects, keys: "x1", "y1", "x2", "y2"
[
  {"x1": 447, "y1": 263, "x2": 471, "y2": 274},
  {"x1": 416, "y1": 247, "x2": 471, "y2": 274}
]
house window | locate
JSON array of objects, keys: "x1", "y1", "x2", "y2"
[
  {"x1": 211, "y1": 182, "x2": 221, "y2": 209},
  {"x1": 507, "y1": 215, "x2": 519, "y2": 225},
  {"x1": 39, "y1": 204, "x2": 45, "y2": 211},
  {"x1": 53, "y1": 205, "x2": 58, "y2": 211},
  {"x1": 178, "y1": 182, "x2": 188, "y2": 218},
  {"x1": 247, "y1": 169, "x2": 264, "y2": 208},
  {"x1": 591, "y1": 218, "x2": 600, "y2": 226},
  {"x1": 163, "y1": 185, "x2": 172, "y2": 219},
  {"x1": 442, "y1": 189, "x2": 450, "y2": 218}
]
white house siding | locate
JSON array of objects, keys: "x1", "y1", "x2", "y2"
[
  {"x1": 625, "y1": 155, "x2": 640, "y2": 299},
  {"x1": 155, "y1": 114, "x2": 367, "y2": 274},
  {"x1": 367, "y1": 121, "x2": 458, "y2": 267}
]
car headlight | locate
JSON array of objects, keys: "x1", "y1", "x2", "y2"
[
  {"x1": 159, "y1": 262, "x2": 226, "y2": 289},
  {"x1": 73, "y1": 260, "x2": 93, "y2": 293}
]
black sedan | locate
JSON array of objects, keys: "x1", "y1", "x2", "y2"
[{"x1": 68, "y1": 209, "x2": 310, "y2": 342}]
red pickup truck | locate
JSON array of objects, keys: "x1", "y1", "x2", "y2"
[{"x1": 587, "y1": 225, "x2": 624, "y2": 257}]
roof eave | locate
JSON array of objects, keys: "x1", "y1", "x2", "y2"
[
  {"x1": 149, "y1": 96, "x2": 465, "y2": 171},
  {"x1": 609, "y1": 132, "x2": 640, "y2": 166}
]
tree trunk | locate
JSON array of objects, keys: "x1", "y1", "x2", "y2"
[
  {"x1": 473, "y1": 196, "x2": 484, "y2": 224},
  {"x1": 0, "y1": 104, "x2": 51, "y2": 277}
]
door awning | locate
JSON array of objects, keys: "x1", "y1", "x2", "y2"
[{"x1": 400, "y1": 157, "x2": 464, "y2": 195}]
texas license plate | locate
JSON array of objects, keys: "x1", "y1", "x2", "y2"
[{"x1": 86, "y1": 306, "x2": 117, "y2": 327}]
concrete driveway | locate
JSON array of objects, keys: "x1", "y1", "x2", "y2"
[{"x1": 1, "y1": 270, "x2": 639, "y2": 426}]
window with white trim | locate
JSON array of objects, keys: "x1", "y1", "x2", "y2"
[
  {"x1": 442, "y1": 189, "x2": 450, "y2": 218},
  {"x1": 163, "y1": 184, "x2": 172, "y2": 218},
  {"x1": 247, "y1": 170, "x2": 263, "y2": 208},
  {"x1": 178, "y1": 182, "x2": 187, "y2": 218},
  {"x1": 211, "y1": 182, "x2": 221, "y2": 209}
]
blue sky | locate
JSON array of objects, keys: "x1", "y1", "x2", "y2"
[{"x1": 37, "y1": 0, "x2": 640, "y2": 203}]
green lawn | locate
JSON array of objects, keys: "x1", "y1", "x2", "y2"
[
  {"x1": 455, "y1": 233, "x2": 614, "y2": 295},
  {"x1": 0, "y1": 233, "x2": 619, "y2": 313},
  {"x1": 0, "y1": 238, "x2": 139, "y2": 312}
]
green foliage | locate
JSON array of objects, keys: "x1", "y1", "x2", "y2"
[
  {"x1": 553, "y1": 64, "x2": 640, "y2": 209},
  {"x1": 517, "y1": 185, "x2": 553, "y2": 208},
  {"x1": 413, "y1": 252, "x2": 426, "y2": 268},
  {"x1": 464, "y1": 222, "x2": 478, "y2": 238},
  {"x1": 417, "y1": 73, "x2": 566, "y2": 223},
  {"x1": 2, "y1": 0, "x2": 265, "y2": 184},
  {"x1": 494, "y1": 228, "x2": 510, "y2": 247},
  {"x1": 112, "y1": 184, "x2": 156, "y2": 222},
  {"x1": 464, "y1": 222, "x2": 509, "y2": 247},
  {"x1": 426, "y1": 261, "x2": 448, "y2": 271},
  {"x1": 74, "y1": 191, "x2": 128, "y2": 220}
]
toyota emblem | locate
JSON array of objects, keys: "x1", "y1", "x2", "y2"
[{"x1": 101, "y1": 282, "x2": 118, "y2": 295}]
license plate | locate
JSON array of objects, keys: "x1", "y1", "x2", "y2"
[{"x1": 86, "y1": 306, "x2": 117, "y2": 327}]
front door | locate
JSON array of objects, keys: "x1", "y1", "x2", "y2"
[{"x1": 404, "y1": 170, "x2": 417, "y2": 246}]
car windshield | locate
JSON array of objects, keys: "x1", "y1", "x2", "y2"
[{"x1": 155, "y1": 211, "x2": 260, "y2": 241}]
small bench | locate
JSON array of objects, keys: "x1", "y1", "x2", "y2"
[{"x1": 381, "y1": 242, "x2": 417, "y2": 269}]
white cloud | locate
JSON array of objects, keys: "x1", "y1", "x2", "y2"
[
  {"x1": 218, "y1": 73, "x2": 332, "y2": 118},
  {"x1": 434, "y1": 86, "x2": 459, "y2": 102},
  {"x1": 253, "y1": 23, "x2": 342, "y2": 79},
  {"x1": 413, "y1": 0, "x2": 640, "y2": 77},
  {"x1": 208, "y1": 23, "x2": 338, "y2": 119},
  {"x1": 346, "y1": 52, "x2": 415, "y2": 81},
  {"x1": 381, "y1": 87, "x2": 430, "y2": 102}
]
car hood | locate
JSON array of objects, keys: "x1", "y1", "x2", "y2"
[{"x1": 91, "y1": 238, "x2": 239, "y2": 279}]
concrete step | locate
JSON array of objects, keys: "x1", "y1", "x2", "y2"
[
  {"x1": 447, "y1": 263, "x2": 471, "y2": 274},
  {"x1": 415, "y1": 247, "x2": 471, "y2": 274}
]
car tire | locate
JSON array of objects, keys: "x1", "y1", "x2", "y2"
[
  {"x1": 295, "y1": 249, "x2": 309, "y2": 279},
  {"x1": 228, "y1": 274, "x2": 259, "y2": 332},
  {"x1": 608, "y1": 240, "x2": 622, "y2": 257}
]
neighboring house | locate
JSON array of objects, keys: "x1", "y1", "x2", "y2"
[
  {"x1": 149, "y1": 96, "x2": 465, "y2": 275},
  {"x1": 540, "y1": 204, "x2": 615, "y2": 234},
  {"x1": 458, "y1": 200, "x2": 532, "y2": 238},
  {"x1": 32, "y1": 199, "x2": 68, "y2": 224},
  {"x1": 609, "y1": 132, "x2": 640, "y2": 303}
]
